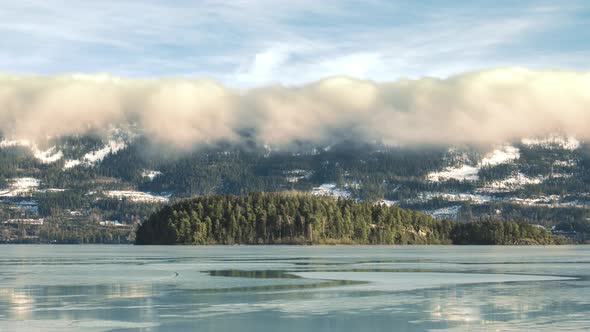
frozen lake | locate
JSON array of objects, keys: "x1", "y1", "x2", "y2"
[{"x1": 0, "y1": 245, "x2": 589, "y2": 331}]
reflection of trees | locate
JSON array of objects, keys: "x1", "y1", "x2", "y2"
[{"x1": 208, "y1": 269, "x2": 300, "y2": 279}]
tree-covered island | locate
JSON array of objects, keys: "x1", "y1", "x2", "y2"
[{"x1": 136, "y1": 192, "x2": 562, "y2": 245}]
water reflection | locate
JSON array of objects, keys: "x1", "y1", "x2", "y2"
[
  {"x1": 0, "y1": 245, "x2": 588, "y2": 331},
  {"x1": 105, "y1": 284, "x2": 154, "y2": 299},
  {"x1": 208, "y1": 269, "x2": 301, "y2": 279},
  {"x1": 0, "y1": 288, "x2": 34, "y2": 320}
]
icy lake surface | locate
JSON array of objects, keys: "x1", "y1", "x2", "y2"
[{"x1": 0, "y1": 245, "x2": 589, "y2": 331}]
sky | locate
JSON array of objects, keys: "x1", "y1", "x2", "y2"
[{"x1": 1, "y1": 0, "x2": 589, "y2": 87}]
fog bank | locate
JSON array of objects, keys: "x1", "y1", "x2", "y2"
[{"x1": 1, "y1": 68, "x2": 588, "y2": 148}]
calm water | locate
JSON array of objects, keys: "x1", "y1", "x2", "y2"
[{"x1": 0, "y1": 245, "x2": 589, "y2": 331}]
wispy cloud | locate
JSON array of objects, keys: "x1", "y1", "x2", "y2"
[{"x1": 0, "y1": 1, "x2": 588, "y2": 85}]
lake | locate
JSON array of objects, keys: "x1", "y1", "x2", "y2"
[{"x1": 0, "y1": 245, "x2": 589, "y2": 331}]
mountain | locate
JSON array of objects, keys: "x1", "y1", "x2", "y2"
[{"x1": 1, "y1": 130, "x2": 589, "y2": 243}]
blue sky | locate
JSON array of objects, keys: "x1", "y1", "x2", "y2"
[{"x1": 1, "y1": 0, "x2": 589, "y2": 86}]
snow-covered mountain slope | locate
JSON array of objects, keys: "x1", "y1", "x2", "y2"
[
  {"x1": 1, "y1": 126, "x2": 135, "y2": 169},
  {"x1": 0, "y1": 177, "x2": 40, "y2": 197},
  {"x1": 477, "y1": 172, "x2": 544, "y2": 193},
  {"x1": 480, "y1": 145, "x2": 520, "y2": 166},
  {"x1": 427, "y1": 145, "x2": 520, "y2": 182},
  {"x1": 521, "y1": 135, "x2": 580, "y2": 150},
  {"x1": 104, "y1": 190, "x2": 169, "y2": 203},
  {"x1": 1, "y1": 132, "x2": 588, "y2": 226},
  {"x1": 0, "y1": 139, "x2": 64, "y2": 164},
  {"x1": 63, "y1": 139, "x2": 126, "y2": 169}
]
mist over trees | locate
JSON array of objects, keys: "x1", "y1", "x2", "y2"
[{"x1": 2, "y1": 69, "x2": 590, "y2": 149}]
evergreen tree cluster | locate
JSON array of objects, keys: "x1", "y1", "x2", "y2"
[
  {"x1": 451, "y1": 219, "x2": 557, "y2": 245},
  {"x1": 136, "y1": 193, "x2": 560, "y2": 245}
]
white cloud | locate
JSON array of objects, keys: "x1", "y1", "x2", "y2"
[
  {"x1": 317, "y1": 53, "x2": 383, "y2": 79},
  {"x1": 235, "y1": 45, "x2": 294, "y2": 85},
  {"x1": 0, "y1": 68, "x2": 589, "y2": 149}
]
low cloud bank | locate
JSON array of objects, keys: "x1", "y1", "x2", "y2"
[{"x1": 0, "y1": 68, "x2": 589, "y2": 148}]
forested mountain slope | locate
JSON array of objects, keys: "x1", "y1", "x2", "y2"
[{"x1": 1, "y1": 132, "x2": 589, "y2": 243}]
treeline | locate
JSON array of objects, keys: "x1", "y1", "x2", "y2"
[
  {"x1": 135, "y1": 193, "x2": 561, "y2": 245},
  {"x1": 451, "y1": 220, "x2": 558, "y2": 244},
  {"x1": 0, "y1": 219, "x2": 134, "y2": 244}
]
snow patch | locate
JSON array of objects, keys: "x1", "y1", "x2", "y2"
[
  {"x1": 83, "y1": 140, "x2": 126, "y2": 163},
  {"x1": 311, "y1": 184, "x2": 351, "y2": 199},
  {"x1": 0, "y1": 139, "x2": 30, "y2": 149},
  {"x1": 521, "y1": 135, "x2": 580, "y2": 150},
  {"x1": 38, "y1": 188, "x2": 67, "y2": 193},
  {"x1": 418, "y1": 192, "x2": 492, "y2": 204},
  {"x1": 0, "y1": 177, "x2": 40, "y2": 197},
  {"x1": 427, "y1": 165, "x2": 479, "y2": 182},
  {"x1": 104, "y1": 190, "x2": 169, "y2": 203},
  {"x1": 415, "y1": 191, "x2": 586, "y2": 209},
  {"x1": 33, "y1": 146, "x2": 64, "y2": 163},
  {"x1": 0, "y1": 139, "x2": 64, "y2": 164},
  {"x1": 550, "y1": 172, "x2": 573, "y2": 179},
  {"x1": 478, "y1": 172, "x2": 544, "y2": 193},
  {"x1": 64, "y1": 159, "x2": 82, "y2": 168},
  {"x1": 506, "y1": 195, "x2": 587, "y2": 208},
  {"x1": 553, "y1": 160, "x2": 576, "y2": 167},
  {"x1": 480, "y1": 145, "x2": 520, "y2": 166},
  {"x1": 375, "y1": 199, "x2": 397, "y2": 207},
  {"x1": 284, "y1": 169, "x2": 312, "y2": 183},
  {"x1": 141, "y1": 170, "x2": 162, "y2": 181},
  {"x1": 424, "y1": 205, "x2": 461, "y2": 219},
  {"x1": 427, "y1": 145, "x2": 519, "y2": 182},
  {"x1": 63, "y1": 140, "x2": 126, "y2": 169},
  {"x1": 99, "y1": 220, "x2": 127, "y2": 227},
  {"x1": 344, "y1": 181, "x2": 361, "y2": 190},
  {"x1": 2, "y1": 218, "x2": 44, "y2": 225}
]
